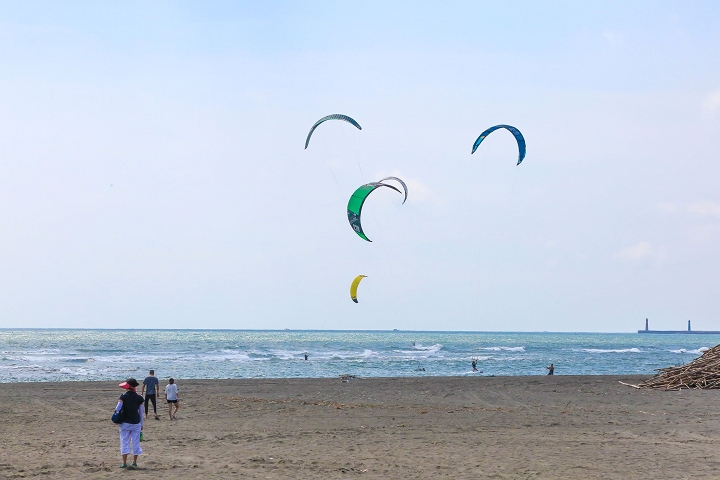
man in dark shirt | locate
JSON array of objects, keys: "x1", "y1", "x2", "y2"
[{"x1": 142, "y1": 370, "x2": 160, "y2": 420}]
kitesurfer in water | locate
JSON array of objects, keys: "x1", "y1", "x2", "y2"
[{"x1": 471, "y1": 357, "x2": 478, "y2": 372}]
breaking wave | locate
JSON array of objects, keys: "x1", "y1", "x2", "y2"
[
  {"x1": 479, "y1": 346, "x2": 525, "y2": 352},
  {"x1": 669, "y1": 347, "x2": 709, "y2": 354},
  {"x1": 580, "y1": 348, "x2": 641, "y2": 353}
]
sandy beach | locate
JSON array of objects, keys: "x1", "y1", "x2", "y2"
[{"x1": 1, "y1": 375, "x2": 720, "y2": 479}]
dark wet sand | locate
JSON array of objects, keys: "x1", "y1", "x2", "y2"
[{"x1": 1, "y1": 376, "x2": 720, "y2": 479}]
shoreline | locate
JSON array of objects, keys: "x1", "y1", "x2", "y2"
[
  {"x1": 0, "y1": 373, "x2": 655, "y2": 385},
  {"x1": 4, "y1": 375, "x2": 720, "y2": 479}
]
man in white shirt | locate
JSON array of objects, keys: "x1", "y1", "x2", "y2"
[{"x1": 165, "y1": 378, "x2": 180, "y2": 420}]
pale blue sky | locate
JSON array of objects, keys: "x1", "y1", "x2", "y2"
[{"x1": 1, "y1": 1, "x2": 719, "y2": 331}]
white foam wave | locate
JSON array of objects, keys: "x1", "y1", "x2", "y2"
[
  {"x1": 200, "y1": 352, "x2": 253, "y2": 362},
  {"x1": 669, "y1": 347, "x2": 709, "y2": 354},
  {"x1": 12, "y1": 355, "x2": 93, "y2": 363},
  {"x1": 412, "y1": 344, "x2": 443, "y2": 353},
  {"x1": 10, "y1": 349, "x2": 62, "y2": 355},
  {"x1": 581, "y1": 348, "x2": 641, "y2": 353},
  {"x1": 479, "y1": 346, "x2": 525, "y2": 352},
  {"x1": 59, "y1": 367, "x2": 95, "y2": 376}
]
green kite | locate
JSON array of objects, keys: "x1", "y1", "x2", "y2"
[{"x1": 347, "y1": 181, "x2": 403, "y2": 242}]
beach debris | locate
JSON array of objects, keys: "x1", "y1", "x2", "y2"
[
  {"x1": 339, "y1": 374, "x2": 357, "y2": 382},
  {"x1": 626, "y1": 343, "x2": 720, "y2": 390}
]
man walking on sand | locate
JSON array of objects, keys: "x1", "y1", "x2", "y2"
[
  {"x1": 141, "y1": 370, "x2": 160, "y2": 420},
  {"x1": 165, "y1": 378, "x2": 180, "y2": 420}
]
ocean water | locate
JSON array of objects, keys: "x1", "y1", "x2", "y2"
[{"x1": 0, "y1": 329, "x2": 717, "y2": 383}]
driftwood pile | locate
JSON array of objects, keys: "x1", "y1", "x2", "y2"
[{"x1": 633, "y1": 344, "x2": 719, "y2": 390}]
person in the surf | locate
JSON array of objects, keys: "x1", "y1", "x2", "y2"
[
  {"x1": 304, "y1": 354, "x2": 308, "y2": 361},
  {"x1": 546, "y1": 363, "x2": 554, "y2": 375},
  {"x1": 471, "y1": 357, "x2": 478, "y2": 372}
]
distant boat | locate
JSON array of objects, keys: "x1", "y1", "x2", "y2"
[{"x1": 638, "y1": 319, "x2": 720, "y2": 335}]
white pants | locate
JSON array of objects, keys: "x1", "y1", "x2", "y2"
[{"x1": 119, "y1": 423, "x2": 143, "y2": 456}]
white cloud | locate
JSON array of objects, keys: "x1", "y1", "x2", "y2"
[
  {"x1": 617, "y1": 241, "x2": 652, "y2": 259},
  {"x1": 659, "y1": 201, "x2": 720, "y2": 218},
  {"x1": 692, "y1": 224, "x2": 720, "y2": 242},
  {"x1": 658, "y1": 202, "x2": 679, "y2": 213},
  {"x1": 688, "y1": 201, "x2": 720, "y2": 218},
  {"x1": 616, "y1": 242, "x2": 667, "y2": 264},
  {"x1": 603, "y1": 31, "x2": 624, "y2": 45},
  {"x1": 704, "y1": 88, "x2": 720, "y2": 114}
]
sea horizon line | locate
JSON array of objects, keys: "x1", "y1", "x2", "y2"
[{"x1": 0, "y1": 327, "x2": 690, "y2": 334}]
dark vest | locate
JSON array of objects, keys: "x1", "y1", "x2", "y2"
[{"x1": 118, "y1": 391, "x2": 144, "y2": 424}]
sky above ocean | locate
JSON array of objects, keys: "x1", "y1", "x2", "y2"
[{"x1": 0, "y1": 2, "x2": 719, "y2": 331}]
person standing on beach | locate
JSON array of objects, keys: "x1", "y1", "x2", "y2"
[
  {"x1": 165, "y1": 378, "x2": 180, "y2": 420},
  {"x1": 546, "y1": 363, "x2": 554, "y2": 375},
  {"x1": 114, "y1": 378, "x2": 144, "y2": 469},
  {"x1": 141, "y1": 370, "x2": 160, "y2": 420}
]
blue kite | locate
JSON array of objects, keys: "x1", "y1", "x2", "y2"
[
  {"x1": 471, "y1": 125, "x2": 526, "y2": 165},
  {"x1": 305, "y1": 114, "x2": 362, "y2": 149}
]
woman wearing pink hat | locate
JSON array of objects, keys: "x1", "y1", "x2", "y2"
[{"x1": 114, "y1": 378, "x2": 144, "y2": 468}]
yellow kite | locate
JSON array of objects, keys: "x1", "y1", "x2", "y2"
[{"x1": 350, "y1": 275, "x2": 367, "y2": 303}]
